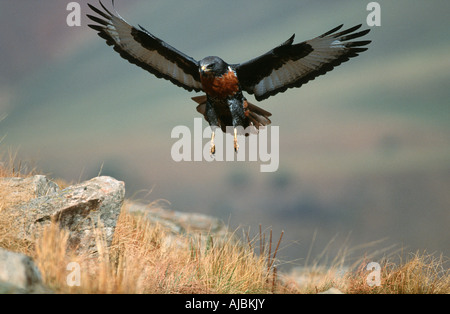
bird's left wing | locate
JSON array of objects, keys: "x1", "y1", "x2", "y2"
[
  {"x1": 87, "y1": 1, "x2": 203, "y2": 92},
  {"x1": 235, "y1": 24, "x2": 371, "y2": 101}
]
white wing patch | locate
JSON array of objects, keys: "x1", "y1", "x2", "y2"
[
  {"x1": 103, "y1": 14, "x2": 202, "y2": 90},
  {"x1": 87, "y1": 4, "x2": 202, "y2": 92},
  {"x1": 253, "y1": 34, "x2": 351, "y2": 98}
]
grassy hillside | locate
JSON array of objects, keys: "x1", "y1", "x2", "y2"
[{"x1": 0, "y1": 156, "x2": 448, "y2": 294}]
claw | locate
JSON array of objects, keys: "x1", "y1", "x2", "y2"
[{"x1": 210, "y1": 130, "x2": 216, "y2": 155}]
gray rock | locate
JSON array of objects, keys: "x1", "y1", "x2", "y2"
[
  {"x1": 7, "y1": 176, "x2": 125, "y2": 255},
  {"x1": 0, "y1": 175, "x2": 60, "y2": 198},
  {"x1": 0, "y1": 175, "x2": 60, "y2": 209},
  {"x1": 0, "y1": 248, "x2": 42, "y2": 293},
  {"x1": 126, "y1": 201, "x2": 229, "y2": 248},
  {"x1": 29, "y1": 175, "x2": 60, "y2": 197},
  {"x1": 127, "y1": 201, "x2": 227, "y2": 235},
  {"x1": 0, "y1": 281, "x2": 28, "y2": 294}
]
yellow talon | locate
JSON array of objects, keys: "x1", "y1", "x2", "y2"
[{"x1": 210, "y1": 130, "x2": 216, "y2": 155}]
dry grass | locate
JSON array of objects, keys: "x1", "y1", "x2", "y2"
[
  {"x1": 0, "y1": 149, "x2": 36, "y2": 179},
  {"x1": 0, "y1": 152, "x2": 448, "y2": 294},
  {"x1": 29, "y1": 210, "x2": 287, "y2": 294},
  {"x1": 0, "y1": 151, "x2": 36, "y2": 254},
  {"x1": 0, "y1": 207, "x2": 35, "y2": 255},
  {"x1": 343, "y1": 252, "x2": 450, "y2": 294},
  {"x1": 283, "y1": 243, "x2": 449, "y2": 294}
]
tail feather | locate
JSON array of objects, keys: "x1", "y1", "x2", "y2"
[
  {"x1": 192, "y1": 95, "x2": 207, "y2": 116},
  {"x1": 192, "y1": 95, "x2": 272, "y2": 131},
  {"x1": 245, "y1": 101, "x2": 272, "y2": 128}
]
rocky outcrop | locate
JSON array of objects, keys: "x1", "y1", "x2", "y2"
[
  {"x1": 0, "y1": 247, "x2": 50, "y2": 293},
  {"x1": 126, "y1": 200, "x2": 229, "y2": 248},
  {"x1": 3, "y1": 176, "x2": 125, "y2": 255},
  {"x1": 0, "y1": 175, "x2": 59, "y2": 209},
  {"x1": 127, "y1": 201, "x2": 227, "y2": 234},
  {"x1": 0, "y1": 174, "x2": 230, "y2": 293}
]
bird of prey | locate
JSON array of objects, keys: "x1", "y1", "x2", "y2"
[{"x1": 87, "y1": 1, "x2": 371, "y2": 154}]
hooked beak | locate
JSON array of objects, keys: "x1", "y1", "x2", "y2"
[{"x1": 200, "y1": 65, "x2": 211, "y2": 74}]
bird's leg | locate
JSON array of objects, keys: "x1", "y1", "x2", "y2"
[
  {"x1": 205, "y1": 100, "x2": 219, "y2": 156},
  {"x1": 234, "y1": 128, "x2": 239, "y2": 153},
  {"x1": 210, "y1": 129, "x2": 216, "y2": 155}
]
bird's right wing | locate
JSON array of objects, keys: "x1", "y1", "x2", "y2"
[
  {"x1": 87, "y1": 1, "x2": 203, "y2": 92},
  {"x1": 235, "y1": 24, "x2": 371, "y2": 101}
]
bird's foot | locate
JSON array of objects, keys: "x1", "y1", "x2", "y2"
[{"x1": 210, "y1": 130, "x2": 216, "y2": 156}]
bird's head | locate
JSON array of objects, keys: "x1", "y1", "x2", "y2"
[{"x1": 199, "y1": 56, "x2": 228, "y2": 77}]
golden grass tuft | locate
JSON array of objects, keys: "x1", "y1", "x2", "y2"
[
  {"x1": 283, "y1": 248, "x2": 449, "y2": 294},
  {"x1": 0, "y1": 149, "x2": 36, "y2": 179},
  {"x1": 344, "y1": 252, "x2": 450, "y2": 294},
  {"x1": 28, "y1": 209, "x2": 287, "y2": 294},
  {"x1": 0, "y1": 207, "x2": 35, "y2": 255}
]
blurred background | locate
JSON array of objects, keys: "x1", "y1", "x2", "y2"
[{"x1": 0, "y1": 0, "x2": 449, "y2": 269}]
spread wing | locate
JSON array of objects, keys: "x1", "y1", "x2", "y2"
[
  {"x1": 87, "y1": 1, "x2": 203, "y2": 92},
  {"x1": 235, "y1": 24, "x2": 371, "y2": 101}
]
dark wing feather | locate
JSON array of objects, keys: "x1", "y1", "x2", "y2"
[
  {"x1": 87, "y1": 1, "x2": 203, "y2": 92},
  {"x1": 235, "y1": 24, "x2": 371, "y2": 101}
]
